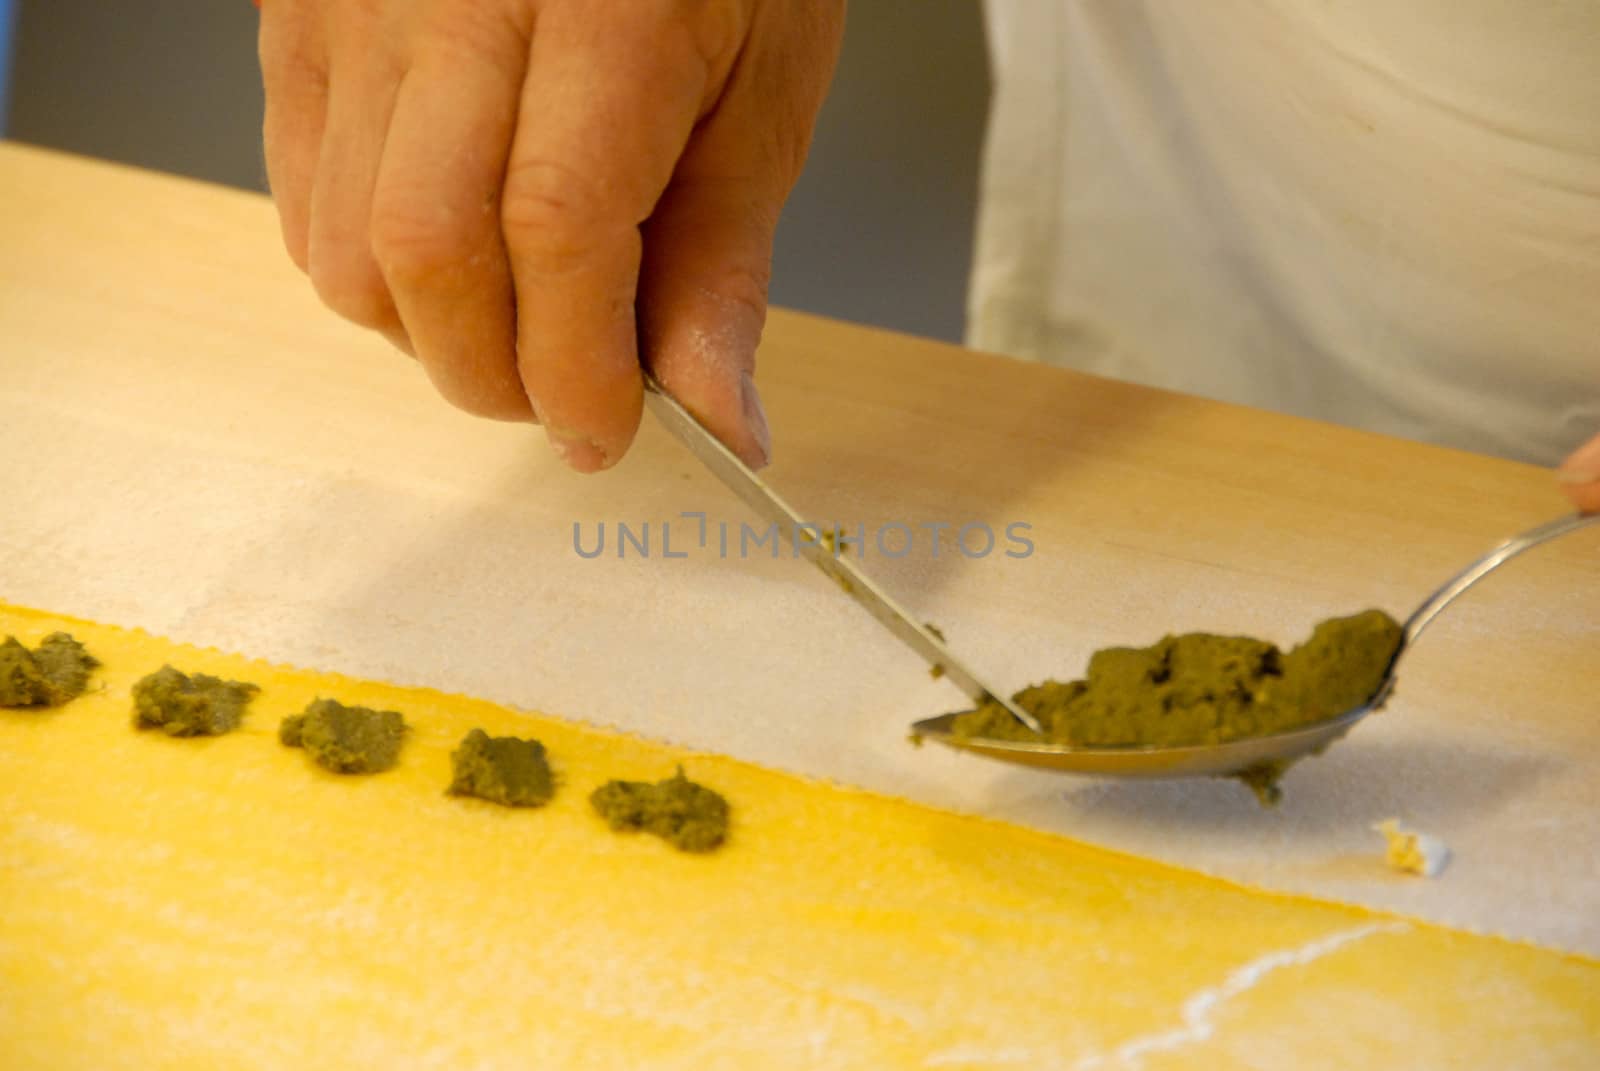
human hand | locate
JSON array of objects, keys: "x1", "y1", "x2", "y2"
[
  {"x1": 258, "y1": 0, "x2": 844, "y2": 472},
  {"x1": 1557, "y1": 432, "x2": 1600, "y2": 513}
]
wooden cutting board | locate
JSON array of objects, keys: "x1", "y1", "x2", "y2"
[{"x1": 1, "y1": 142, "x2": 1597, "y2": 1065}]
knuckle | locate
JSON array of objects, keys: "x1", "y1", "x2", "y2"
[
  {"x1": 415, "y1": 4, "x2": 530, "y2": 76},
  {"x1": 725, "y1": 259, "x2": 772, "y2": 312},
  {"x1": 257, "y1": 3, "x2": 328, "y2": 93},
  {"x1": 260, "y1": 41, "x2": 327, "y2": 96},
  {"x1": 370, "y1": 201, "x2": 477, "y2": 286},
  {"x1": 695, "y1": 254, "x2": 771, "y2": 320},
  {"x1": 500, "y1": 156, "x2": 619, "y2": 269}
]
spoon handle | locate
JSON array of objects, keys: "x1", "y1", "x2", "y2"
[
  {"x1": 641, "y1": 374, "x2": 1043, "y2": 733},
  {"x1": 1404, "y1": 511, "x2": 1600, "y2": 645}
]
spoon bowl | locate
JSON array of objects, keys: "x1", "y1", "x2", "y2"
[
  {"x1": 912, "y1": 512, "x2": 1595, "y2": 778},
  {"x1": 910, "y1": 703, "x2": 1373, "y2": 778}
]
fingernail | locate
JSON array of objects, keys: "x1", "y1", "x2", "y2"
[
  {"x1": 740, "y1": 372, "x2": 772, "y2": 468},
  {"x1": 548, "y1": 432, "x2": 610, "y2": 473},
  {"x1": 1556, "y1": 467, "x2": 1600, "y2": 486}
]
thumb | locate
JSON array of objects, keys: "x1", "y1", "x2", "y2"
[
  {"x1": 635, "y1": 2, "x2": 843, "y2": 470},
  {"x1": 1557, "y1": 432, "x2": 1600, "y2": 513},
  {"x1": 637, "y1": 180, "x2": 778, "y2": 469}
]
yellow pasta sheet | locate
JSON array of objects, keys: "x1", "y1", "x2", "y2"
[{"x1": 1, "y1": 603, "x2": 1594, "y2": 1069}]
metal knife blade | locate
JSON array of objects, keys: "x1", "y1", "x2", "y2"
[{"x1": 642, "y1": 374, "x2": 1041, "y2": 733}]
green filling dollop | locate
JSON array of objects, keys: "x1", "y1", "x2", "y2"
[
  {"x1": 0, "y1": 633, "x2": 99, "y2": 708},
  {"x1": 132, "y1": 665, "x2": 259, "y2": 736},
  {"x1": 280, "y1": 698, "x2": 406, "y2": 774},
  {"x1": 589, "y1": 767, "x2": 730, "y2": 853},
  {"x1": 448, "y1": 728, "x2": 555, "y2": 807},
  {"x1": 951, "y1": 610, "x2": 1402, "y2": 747},
  {"x1": 948, "y1": 609, "x2": 1404, "y2": 799}
]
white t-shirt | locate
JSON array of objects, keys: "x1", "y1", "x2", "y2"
[{"x1": 969, "y1": 0, "x2": 1600, "y2": 465}]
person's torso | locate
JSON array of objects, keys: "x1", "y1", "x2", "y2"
[{"x1": 971, "y1": 0, "x2": 1600, "y2": 464}]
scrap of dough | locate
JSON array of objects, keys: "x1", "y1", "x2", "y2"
[{"x1": 1375, "y1": 819, "x2": 1452, "y2": 878}]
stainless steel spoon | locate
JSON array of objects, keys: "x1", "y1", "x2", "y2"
[
  {"x1": 910, "y1": 511, "x2": 1599, "y2": 778},
  {"x1": 642, "y1": 375, "x2": 1043, "y2": 733}
]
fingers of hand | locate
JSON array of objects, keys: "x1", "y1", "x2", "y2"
[
  {"x1": 262, "y1": 1, "x2": 532, "y2": 422},
  {"x1": 260, "y1": 0, "x2": 845, "y2": 474},
  {"x1": 370, "y1": 16, "x2": 531, "y2": 422},
  {"x1": 259, "y1": 0, "x2": 328, "y2": 272},
  {"x1": 638, "y1": 0, "x2": 846, "y2": 469},
  {"x1": 501, "y1": 6, "x2": 721, "y2": 471},
  {"x1": 640, "y1": 186, "x2": 775, "y2": 469},
  {"x1": 304, "y1": 6, "x2": 405, "y2": 336}
]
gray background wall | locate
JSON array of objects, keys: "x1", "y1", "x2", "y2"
[{"x1": 6, "y1": 0, "x2": 988, "y2": 343}]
